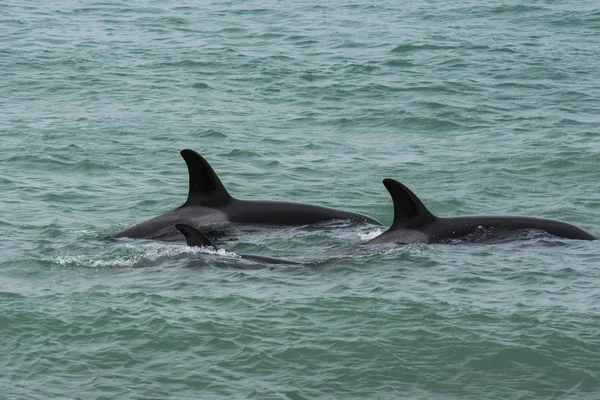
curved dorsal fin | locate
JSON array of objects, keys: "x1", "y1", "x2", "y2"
[
  {"x1": 175, "y1": 224, "x2": 218, "y2": 250},
  {"x1": 180, "y1": 149, "x2": 232, "y2": 206},
  {"x1": 383, "y1": 179, "x2": 436, "y2": 228}
]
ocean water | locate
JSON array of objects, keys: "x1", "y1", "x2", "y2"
[{"x1": 2, "y1": 0, "x2": 600, "y2": 398}]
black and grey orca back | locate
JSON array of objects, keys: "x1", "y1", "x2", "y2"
[
  {"x1": 369, "y1": 179, "x2": 596, "y2": 244},
  {"x1": 175, "y1": 223, "x2": 300, "y2": 265},
  {"x1": 111, "y1": 149, "x2": 382, "y2": 239},
  {"x1": 178, "y1": 149, "x2": 381, "y2": 225}
]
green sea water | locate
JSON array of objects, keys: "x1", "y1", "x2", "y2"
[{"x1": 2, "y1": 1, "x2": 600, "y2": 398}]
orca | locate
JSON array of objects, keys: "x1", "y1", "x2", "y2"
[
  {"x1": 175, "y1": 224, "x2": 299, "y2": 265},
  {"x1": 111, "y1": 149, "x2": 381, "y2": 240},
  {"x1": 367, "y1": 179, "x2": 597, "y2": 245}
]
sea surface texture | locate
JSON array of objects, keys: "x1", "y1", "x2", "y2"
[{"x1": 2, "y1": 1, "x2": 600, "y2": 398}]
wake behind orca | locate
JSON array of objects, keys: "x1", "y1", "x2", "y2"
[
  {"x1": 111, "y1": 149, "x2": 381, "y2": 240},
  {"x1": 367, "y1": 179, "x2": 597, "y2": 245}
]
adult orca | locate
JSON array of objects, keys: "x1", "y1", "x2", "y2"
[
  {"x1": 367, "y1": 179, "x2": 597, "y2": 245},
  {"x1": 111, "y1": 149, "x2": 381, "y2": 240},
  {"x1": 175, "y1": 224, "x2": 299, "y2": 265}
]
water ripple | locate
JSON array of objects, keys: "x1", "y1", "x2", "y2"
[{"x1": 2, "y1": 0, "x2": 600, "y2": 398}]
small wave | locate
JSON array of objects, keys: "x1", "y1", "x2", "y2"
[
  {"x1": 391, "y1": 43, "x2": 457, "y2": 53},
  {"x1": 383, "y1": 59, "x2": 417, "y2": 68},
  {"x1": 191, "y1": 82, "x2": 210, "y2": 89},
  {"x1": 194, "y1": 129, "x2": 226, "y2": 138}
]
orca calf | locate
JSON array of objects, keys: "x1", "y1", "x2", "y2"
[
  {"x1": 111, "y1": 149, "x2": 381, "y2": 240},
  {"x1": 367, "y1": 179, "x2": 597, "y2": 245},
  {"x1": 175, "y1": 224, "x2": 299, "y2": 265}
]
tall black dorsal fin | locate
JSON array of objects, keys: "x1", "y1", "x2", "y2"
[
  {"x1": 175, "y1": 224, "x2": 218, "y2": 250},
  {"x1": 383, "y1": 179, "x2": 436, "y2": 228},
  {"x1": 180, "y1": 149, "x2": 232, "y2": 206}
]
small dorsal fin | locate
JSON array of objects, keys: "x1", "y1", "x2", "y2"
[
  {"x1": 175, "y1": 224, "x2": 218, "y2": 250},
  {"x1": 180, "y1": 149, "x2": 232, "y2": 206},
  {"x1": 382, "y1": 179, "x2": 436, "y2": 227}
]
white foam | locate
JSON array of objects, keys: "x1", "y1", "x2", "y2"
[
  {"x1": 53, "y1": 241, "x2": 242, "y2": 269},
  {"x1": 360, "y1": 228, "x2": 384, "y2": 242},
  {"x1": 194, "y1": 246, "x2": 241, "y2": 259},
  {"x1": 54, "y1": 254, "x2": 142, "y2": 269}
]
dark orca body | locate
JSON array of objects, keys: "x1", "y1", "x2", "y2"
[
  {"x1": 175, "y1": 224, "x2": 299, "y2": 265},
  {"x1": 367, "y1": 179, "x2": 597, "y2": 245},
  {"x1": 111, "y1": 149, "x2": 381, "y2": 240}
]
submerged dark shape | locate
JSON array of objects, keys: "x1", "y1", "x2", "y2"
[
  {"x1": 367, "y1": 179, "x2": 597, "y2": 245},
  {"x1": 175, "y1": 224, "x2": 299, "y2": 265},
  {"x1": 111, "y1": 149, "x2": 381, "y2": 240}
]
